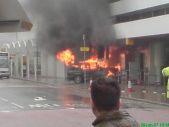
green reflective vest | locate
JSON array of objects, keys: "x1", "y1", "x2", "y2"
[
  {"x1": 162, "y1": 67, "x2": 169, "y2": 77},
  {"x1": 162, "y1": 67, "x2": 169, "y2": 98}
]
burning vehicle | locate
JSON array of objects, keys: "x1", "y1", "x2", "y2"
[{"x1": 56, "y1": 48, "x2": 121, "y2": 84}]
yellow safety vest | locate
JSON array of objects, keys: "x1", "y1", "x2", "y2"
[
  {"x1": 167, "y1": 78, "x2": 169, "y2": 98},
  {"x1": 162, "y1": 67, "x2": 169, "y2": 98}
]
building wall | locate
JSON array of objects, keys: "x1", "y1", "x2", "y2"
[
  {"x1": 110, "y1": 0, "x2": 169, "y2": 16},
  {"x1": 40, "y1": 49, "x2": 66, "y2": 79},
  {"x1": 110, "y1": 1, "x2": 169, "y2": 85},
  {"x1": 113, "y1": 14, "x2": 169, "y2": 39},
  {"x1": 149, "y1": 42, "x2": 164, "y2": 83}
]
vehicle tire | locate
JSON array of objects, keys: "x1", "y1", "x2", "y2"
[{"x1": 74, "y1": 76, "x2": 82, "y2": 84}]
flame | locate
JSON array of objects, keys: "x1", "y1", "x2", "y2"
[
  {"x1": 56, "y1": 49, "x2": 118, "y2": 73},
  {"x1": 106, "y1": 70, "x2": 114, "y2": 77},
  {"x1": 56, "y1": 49, "x2": 75, "y2": 66},
  {"x1": 114, "y1": 64, "x2": 121, "y2": 71},
  {"x1": 79, "y1": 55, "x2": 108, "y2": 70}
]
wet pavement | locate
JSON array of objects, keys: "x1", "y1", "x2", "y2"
[
  {"x1": 0, "y1": 79, "x2": 168, "y2": 110},
  {"x1": 17, "y1": 76, "x2": 169, "y2": 104},
  {"x1": 119, "y1": 83, "x2": 169, "y2": 104},
  {"x1": 0, "y1": 78, "x2": 168, "y2": 127}
]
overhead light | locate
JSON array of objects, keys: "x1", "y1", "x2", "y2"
[
  {"x1": 18, "y1": 41, "x2": 21, "y2": 47},
  {"x1": 12, "y1": 42, "x2": 15, "y2": 48},
  {"x1": 6, "y1": 44, "x2": 10, "y2": 49}
]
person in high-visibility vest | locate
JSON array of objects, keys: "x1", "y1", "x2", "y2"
[{"x1": 162, "y1": 67, "x2": 169, "y2": 98}]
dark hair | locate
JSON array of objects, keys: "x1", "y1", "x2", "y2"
[{"x1": 90, "y1": 78, "x2": 121, "y2": 111}]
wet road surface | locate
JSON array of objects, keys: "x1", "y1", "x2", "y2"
[
  {"x1": 0, "y1": 79, "x2": 168, "y2": 112},
  {"x1": 0, "y1": 79, "x2": 168, "y2": 127}
]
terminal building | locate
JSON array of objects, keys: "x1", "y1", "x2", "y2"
[
  {"x1": 110, "y1": 0, "x2": 169, "y2": 85},
  {"x1": 1, "y1": 0, "x2": 169, "y2": 85}
]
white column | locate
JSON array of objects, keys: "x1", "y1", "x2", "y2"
[
  {"x1": 15, "y1": 54, "x2": 19, "y2": 77},
  {"x1": 21, "y1": 56, "x2": 23, "y2": 78},
  {"x1": 10, "y1": 59, "x2": 13, "y2": 77},
  {"x1": 27, "y1": 55, "x2": 30, "y2": 79},
  {"x1": 34, "y1": 57, "x2": 37, "y2": 80}
]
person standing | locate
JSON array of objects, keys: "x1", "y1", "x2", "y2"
[
  {"x1": 89, "y1": 78, "x2": 139, "y2": 127},
  {"x1": 162, "y1": 67, "x2": 169, "y2": 98}
]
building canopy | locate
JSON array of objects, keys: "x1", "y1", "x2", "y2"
[{"x1": 0, "y1": 0, "x2": 32, "y2": 33}]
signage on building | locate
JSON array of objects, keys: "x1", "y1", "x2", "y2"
[
  {"x1": 80, "y1": 47, "x2": 90, "y2": 52},
  {"x1": 125, "y1": 38, "x2": 134, "y2": 46}
]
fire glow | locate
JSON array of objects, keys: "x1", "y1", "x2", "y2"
[
  {"x1": 56, "y1": 49, "x2": 121, "y2": 73},
  {"x1": 106, "y1": 70, "x2": 114, "y2": 78},
  {"x1": 56, "y1": 49, "x2": 75, "y2": 66},
  {"x1": 79, "y1": 56, "x2": 108, "y2": 70}
]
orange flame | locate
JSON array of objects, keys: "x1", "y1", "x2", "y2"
[
  {"x1": 79, "y1": 55, "x2": 108, "y2": 70},
  {"x1": 56, "y1": 49, "x2": 119, "y2": 73},
  {"x1": 56, "y1": 49, "x2": 75, "y2": 66},
  {"x1": 106, "y1": 70, "x2": 114, "y2": 77},
  {"x1": 114, "y1": 64, "x2": 121, "y2": 71}
]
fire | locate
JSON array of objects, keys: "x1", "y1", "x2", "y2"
[
  {"x1": 56, "y1": 49, "x2": 75, "y2": 66},
  {"x1": 56, "y1": 49, "x2": 119, "y2": 72},
  {"x1": 114, "y1": 64, "x2": 121, "y2": 71},
  {"x1": 106, "y1": 70, "x2": 114, "y2": 78},
  {"x1": 79, "y1": 55, "x2": 108, "y2": 70}
]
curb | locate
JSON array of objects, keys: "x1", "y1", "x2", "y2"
[
  {"x1": 121, "y1": 96, "x2": 169, "y2": 107},
  {"x1": 11, "y1": 77, "x2": 71, "y2": 87}
]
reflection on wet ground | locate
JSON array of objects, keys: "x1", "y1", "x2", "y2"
[
  {"x1": 13, "y1": 77, "x2": 169, "y2": 104},
  {"x1": 0, "y1": 79, "x2": 168, "y2": 112},
  {"x1": 54, "y1": 92, "x2": 169, "y2": 110},
  {"x1": 29, "y1": 81, "x2": 169, "y2": 110},
  {"x1": 55, "y1": 88, "x2": 169, "y2": 110}
]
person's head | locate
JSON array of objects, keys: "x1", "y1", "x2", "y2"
[{"x1": 90, "y1": 78, "x2": 121, "y2": 114}]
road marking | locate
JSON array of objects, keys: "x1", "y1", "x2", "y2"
[
  {"x1": 0, "y1": 111, "x2": 11, "y2": 113},
  {"x1": 162, "y1": 93, "x2": 166, "y2": 95},
  {"x1": 11, "y1": 103, "x2": 24, "y2": 109},
  {"x1": 153, "y1": 91, "x2": 157, "y2": 94},
  {"x1": 53, "y1": 104, "x2": 60, "y2": 107},
  {"x1": 0, "y1": 97, "x2": 8, "y2": 102},
  {"x1": 43, "y1": 104, "x2": 51, "y2": 108},
  {"x1": 34, "y1": 97, "x2": 46, "y2": 101},
  {"x1": 29, "y1": 104, "x2": 51, "y2": 108},
  {"x1": 29, "y1": 104, "x2": 42, "y2": 108}
]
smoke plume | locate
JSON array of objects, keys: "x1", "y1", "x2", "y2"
[{"x1": 27, "y1": 0, "x2": 114, "y2": 52}]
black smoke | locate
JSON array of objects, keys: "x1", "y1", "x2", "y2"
[{"x1": 26, "y1": 0, "x2": 114, "y2": 52}]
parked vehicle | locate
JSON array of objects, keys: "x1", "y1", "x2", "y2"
[{"x1": 67, "y1": 66, "x2": 118, "y2": 84}]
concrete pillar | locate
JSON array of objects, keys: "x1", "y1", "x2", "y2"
[
  {"x1": 56, "y1": 61, "x2": 66, "y2": 79},
  {"x1": 41, "y1": 49, "x2": 48, "y2": 77},
  {"x1": 14, "y1": 54, "x2": 19, "y2": 77},
  {"x1": 10, "y1": 59, "x2": 13, "y2": 77},
  {"x1": 47, "y1": 53, "x2": 56, "y2": 77},
  {"x1": 27, "y1": 55, "x2": 30, "y2": 79},
  {"x1": 40, "y1": 49, "x2": 66, "y2": 79},
  {"x1": 34, "y1": 57, "x2": 37, "y2": 80},
  {"x1": 149, "y1": 42, "x2": 164, "y2": 83},
  {"x1": 21, "y1": 55, "x2": 23, "y2": 78}
]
